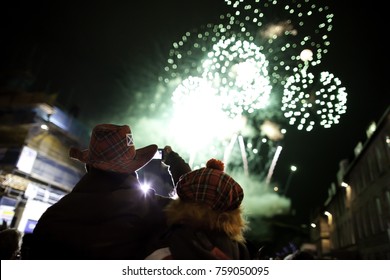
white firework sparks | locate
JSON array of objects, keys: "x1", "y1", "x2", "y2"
[
  {"x1": 224, "y1": 0, "x2": 334, "y2": 84},
  {"x1": 160, "y1": 15, "x2": 254, "y2": 86},
  {"x1": 170, "y1": 76, "x2": 246, "y2": 165},
  {"x1": 281, "y1": 70, "x2": 348, "y2": 131},
  {"x1": 202, "y1": 36, "x2": 272, "y2": 118}
]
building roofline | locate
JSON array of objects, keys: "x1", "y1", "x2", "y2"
[{"x1": 343, "y1": 105, "x2": 390, "y2": 178}]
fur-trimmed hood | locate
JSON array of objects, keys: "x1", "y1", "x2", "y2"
[{"x1": 164, "y1": 199, "x2": 247, "y2": 243}]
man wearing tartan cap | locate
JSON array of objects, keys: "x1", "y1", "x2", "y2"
[{"x1": 29, "y1": 124, "x2": 190, "y2": 259}]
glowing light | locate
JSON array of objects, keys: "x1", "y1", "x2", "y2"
[
  {"x1": 40, "y1": 124, "x2": 49, "y2": 130},
  {"x1": 154, "y1": 0, "x2": 344, "y2": 179},
  {"x1": 366, "y1": 121, "x2": 377, "y2": 138},
  {"x1": 324, "y1": 211, "x2": 333, "y2": 225},
  {"x1": 260, "y1": 120, "x2": 284, "y2": 141},
  {"x1": 300, "y1": 49, "x2": 313, "y2": 62},
  {"x1": 160, "y1": 18, "x2": 253, "y2": 86},
  {"x1": 284, "y1": 164, "x2": 298, "y2": 195},
  {"x1": 224, "y1": 133, "x2": 239, "y2": 165},
  {"x1": 170, "y1": 76, "x2": 223, "y2": 146},
  {"x1": 140, "y1": 183, "x2": 151, "y2": 193},
  {"x1": 170, "y1": 76, "x2": 243, "y2": 164},
  {"x1": 281, "y1": 70, "x2": 348, "y2": 131},
  {"x1": 237, "y1": 134, "x2": 249, "y2": 175},
  {"x1": 265, "y1": 145, "x2": 283, "y2": 184},
  {"x1": 224, "y1": 0, "x2": 334, "y2": 83},
  {"x1": 202, "y1": 36, "x2": 272, "y2": 118},
  {"x1": 290, "y1": 165, "x2": 297, "y2": 172}
]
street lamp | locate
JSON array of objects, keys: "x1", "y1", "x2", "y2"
[
  {"x1": 324, "y1": 211, "x2": 333, "y2": 225},
  {"x1": 284, "y1": 165, "x2": 297, "y2": 195}
]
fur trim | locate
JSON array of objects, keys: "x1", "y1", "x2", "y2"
[{"x1": 164, "y1": 199, "x2": 248, "y2": 243}]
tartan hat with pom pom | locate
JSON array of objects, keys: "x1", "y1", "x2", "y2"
[{"x1": 176, "y1": 159, "x2": 244, "y2": 211}]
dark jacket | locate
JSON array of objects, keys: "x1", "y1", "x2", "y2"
[{"x1": 29, "y1": 152, "x2": 191, "y2": 260}]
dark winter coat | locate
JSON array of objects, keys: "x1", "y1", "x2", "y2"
[
  {"x1": 29, "y1": 170, "x2": 169, "y2": 259},
  {"x1": 29, "y1": 152, "x2": 190, "y2": 260}
]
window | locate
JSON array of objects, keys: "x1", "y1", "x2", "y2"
[
  {"x1": 376, "y1": 197, "x2": 385, "y2": 231},
  {"x1": 386, "y1": 191, "x2": 390, "y2": 215},
  {"x1": 374, "y1": 146, "x2": 384, "y2": 173}
]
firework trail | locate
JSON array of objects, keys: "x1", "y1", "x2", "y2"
[
  {"x1": 265, "y1": 145, "x2": 283, "y2": 184},
  {"x1": 237, "y1": 134, "x2": 249, "y2": 175}
]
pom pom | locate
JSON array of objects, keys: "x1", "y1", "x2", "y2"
[{"x1": 206, "y1": 158, "x2": 224, "y2": 171}]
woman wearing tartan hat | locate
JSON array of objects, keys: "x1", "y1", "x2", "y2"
[
  {"x1": 29, "y1": 124, "x2": 190, "y2": 259},
  {"x1": 145, "y1": 158, "x2": 250, "y2": 260}
]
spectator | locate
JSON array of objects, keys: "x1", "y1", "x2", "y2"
[
  {"x1": 146, "y1": 158, "x2": 250, "y2": 259},
  {"x1": 0, "y1": 219, "x2": 8, "y2": 231},
  {"x1": 0, "y1": 228, "x2": 21, "y2": 259},
  {"x1": 29, "y1": 123, "x2": 190, "y2": 259},
  {"x1": 20, "y1": 232, "x2": 34, "y2": 260}
]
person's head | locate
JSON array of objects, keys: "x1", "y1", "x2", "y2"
[
  {"x1": 165, "y1": 158, "x2": 247, "y2": 242},
  {"x1": 0, "y1": 228, "x2": 21, "y2": 259},
  {"x1": 69, "y1": 124, "x2": 157, "y2": 175}
]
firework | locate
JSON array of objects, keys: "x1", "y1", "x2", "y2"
[
  {"x1": 170, "y1": 76, "x2": 245, "y2": 164},
  {"x1": 202, "y1": 36, "x2": 272, "y2": 118},
  {"x1": 158, "y1": 0, "x2": 343, "y2": 180},
  {"x1": 260, "y1": 120, "x2": 285, "y2": 141},
  {"x1": 159, "y1": 14, "x2": 254, "y2": 87},
  {"x1": 281, "y1": 70, "x2": 348, "y2": 131},
  {"x1": 265, "y1": 145, "x2": 283, "y2": 184},
  {"x1": 224, "y1": 0, "x2": 334, "y2": 84}
]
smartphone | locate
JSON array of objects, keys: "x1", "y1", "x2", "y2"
[{"x1": 152, "y1": 148, "x2": 164, "y2": 160}]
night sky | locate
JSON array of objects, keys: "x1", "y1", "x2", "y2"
[{"x1": 1, "y1": 0, "x2": 388, "y2": 224}]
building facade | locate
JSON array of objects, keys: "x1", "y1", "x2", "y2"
[
  {"x1": 311, "y1": 105, "x2": 390, "y2": 259},
  {"x1": 0, "y1": 89, "x2": 89, "y2": 234}
]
